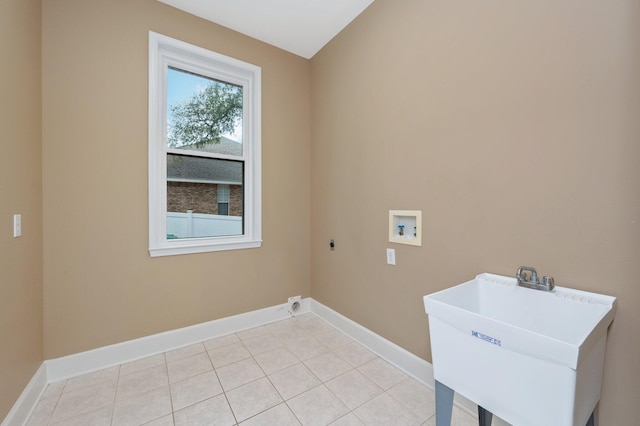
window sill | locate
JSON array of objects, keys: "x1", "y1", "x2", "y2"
[{"x1": 149, "y1": 238, "x2": 262, "y2": 257}]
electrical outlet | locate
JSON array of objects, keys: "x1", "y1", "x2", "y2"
[
  {"x1": 13, "y1": 214, "x2": 21, "y2": 238},
  {"x1": 386, "y1": 248, "x2": 396, "y2": 265}
]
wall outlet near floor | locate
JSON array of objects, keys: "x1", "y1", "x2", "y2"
[{"x1": 288, "y1": 296, "x2": 302, "y2": 316}]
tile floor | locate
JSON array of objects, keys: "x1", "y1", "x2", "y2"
[{"x1": 26, "y1": 313, "x2": 478, "y2": 426}]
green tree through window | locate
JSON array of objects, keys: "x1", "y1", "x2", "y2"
[{"x1": 168, "y1": 71, "x2": 243, "y2": 148}]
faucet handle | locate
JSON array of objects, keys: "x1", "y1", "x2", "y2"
[{"x1": 542, "y1": 276, "x2": 555, "y2": 289}]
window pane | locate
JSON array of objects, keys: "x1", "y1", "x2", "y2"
[
  {"x1": 149, "y1": 32, "x2": 261, "y2": 256},
  {"x1": 218, "y1": 184, "x2": 230, "y2": 216},
  {"x1": 166, "y1": 154, "x2": 244, "y2": 239},
  {"x1": 218, "y1": 184, "x2": 230, "y2": 202},
  {"x1": 167, "y1": 67, "x2": 243, "y2": 155},
  {"x1": 218, "y1": 203, "x2": 229, "y2": 216}
]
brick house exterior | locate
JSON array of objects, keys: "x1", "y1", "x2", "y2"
[
  {"x1": 166, "y1": 137, "x2": 243, "y2": 217},
  {"x1": 166, "y1": 181, "x2": 243, "y2": 216}
]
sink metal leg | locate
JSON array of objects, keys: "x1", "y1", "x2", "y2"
[
  {"x1": 478, "y1": 406, "x2": 493, "y2": 426},
  {"x1": 435, "y1": 380, "x2": 454, "y2": 426}
]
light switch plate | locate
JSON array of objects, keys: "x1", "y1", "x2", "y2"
[
  {"x1": 386, "y1": 248, "x2": 396, "y2": 265},
  {"x1": 13, "y1": 214, "x2": 21, "y2": 237}
]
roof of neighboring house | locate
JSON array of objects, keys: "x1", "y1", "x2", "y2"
[
  {"x1": 167, "y1": 136, "x2": 243, "y2": 184},
  {"x1": 182, "y1": 136, "x2": 243, "y2": 156}
]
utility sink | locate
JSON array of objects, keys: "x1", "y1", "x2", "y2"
[{"x1": 423, "y1": 273, "x2": 616, "y2": 426}]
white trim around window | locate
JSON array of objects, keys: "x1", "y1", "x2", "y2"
[{"x1": 148, "y1": 31, "x2": 262, "y2": 257}]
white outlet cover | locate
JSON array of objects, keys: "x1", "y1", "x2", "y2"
[
  {"x1": 13, "y1": 214, "x2": 21, "y2": 238},
  {"x1": 386, "y1": 248, "x2": 396, "y2": 265}
]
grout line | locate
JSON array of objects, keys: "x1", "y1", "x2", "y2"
[
  {"x1": 108, "y1": 365, "x2": 121, "y2": 426},
  {"x1": 29, "y1": 312, "x2": 448, "y2": 426},
  {"x1": 162, "y1": 351, "x2": 176, "y2": 426}
]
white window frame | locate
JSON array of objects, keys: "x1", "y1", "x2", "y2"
[{"x1": 148, "y1": 32, "x2": 262, "y2": 257}]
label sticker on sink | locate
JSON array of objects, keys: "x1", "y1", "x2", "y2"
[{"x1": 472, "y1": 330, "x2": 501, "y2": 346}]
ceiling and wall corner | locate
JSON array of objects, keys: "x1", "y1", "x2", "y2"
[
  {"x1": 156, "y1": 0, "x2": 375, "y2": 59},
  {"x1": 2, "y1": 0, "x2": 640, "y2": 424}
]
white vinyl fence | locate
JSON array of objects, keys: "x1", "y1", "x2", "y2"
[{"x1": 167, "y1": 210, "x2": 242, "y2": 238}]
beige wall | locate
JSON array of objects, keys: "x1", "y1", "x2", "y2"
[
  {"x1": 310, "y1": 0, "x2": 640, "y2": 424},
  {"x1": 0, "y1": 0, "x2": 44, "y2": 419},
  {"x1": 42, "y1": 0, "x2": 311, "y2": 358},
  {"x1": 4, "y1": 0, "x2": 639, "y2": 422}
]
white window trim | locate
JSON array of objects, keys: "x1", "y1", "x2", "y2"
[{"x1": 148, "y1": 31, "x2": 262, "y2": 257}]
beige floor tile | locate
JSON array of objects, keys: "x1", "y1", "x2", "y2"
[
  {"x1": 50, "y1": 380, "x2": 117, "y2": 424},
  {"x1": 144, "y1": 414, "x2": 175, "y2": 425},
  {"x1": 51, "y1": 405, "x2": 113, "y2": 426},
  {"x1": 208, "y1": 342, "x2": 252, "y2": 368},
  {"x1": 117, "y1": 364, "x2": 168, "y2": 401},
  {"x1": 314, "y1": 329, "x2": 353, "y2": 350},
  {"x1": 112, "y1": 386, "x2": 172, "y2": 426},
  {"x1": 271, "y1": 324, "x2": 309, "y2": 342},
  {"x1": 63, "y1": 366, "x2": 119, "y2": 394},
  {"x1": 283, "y1": 334, "x2": 330, "y2": 361},
  {"x1": 268, "y1": 363, "x2": 321, "y2": 400},
  {"x1": 240, "y1": 402, "x2": 301, "y2": 425},
  {"x1": 326, "y1": 369, "x2": 383, "y2": 410},
  {"x1": 25, "y1": 398, "x2": 57, "y2": 426},
  {"x1": 387, "y1": 378, "x2": 436, "y2": 421},
  {"x1": 166, "y1": 352, "x2": 212, "y2": 383},
  {"x1": 444, "y1": 407, "x2": 478, "y2": 426},
  {"x1": 264, "y1": 318, "x2": 297, "y2": 333},
  {"x1": 304, "y1": 351, "x2": 352, "y2": 382},
  {"x1": 254, "y1": 347, "x2": 300, "y2": 375},
  {"x1": 353, "y1": 393, "x2": 421, "y2": 426},
  {"x1": 170, "y1": 370, "x2": 223, "y2": 411},
  {"x1": 424, "y1": 406, "x2": 479, "y2": 426},
  {"x1": 357, "y1": 358, "x2": 407, "y2": 390},
  {"x1": 236, "y1": 325, "x2": 271, "y2": 341},
  {"x1": 225, "y1": 377, "x2": 283, "y2": 422},
  {"x1": 329, "y1": 413, "x2": 365, "y2": 425},
  {"x1": 334, "y1": 342, "x2": 377, "y2": 367},
  {"x1": 41, "y1": 380, "x2": 65, "y2": 400},
  {"x1": 204, "y1": 333, "x2": 241, "y2": 351},
  {"x1": 27, "y1": 313, "x2": 441, "y2": 426},
  {"x1": 287, "y1": 385, "x2": 349, "y2": 426},
  {"x1": 296, "y1": 316, "x2": 336, "y2": 335},
  {"x1": 217, "y1": 357, "x2": 265, "y2": 391},
  {"x1": 242, "y1": 333, "x2": 284, "y2": 356},
  {"x1": 120, "y1": 353, "x2": 166, "y2": 376},
  {"x1": 173, "y1": 394, "x2": 235, "y2": 426},
  {"x1": 165, "y1": 343, "x2": 205, "y2": 363}
]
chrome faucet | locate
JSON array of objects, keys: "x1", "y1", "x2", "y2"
[{"x1": 516, "y1": 266, "x2": 555, "y2": 291}]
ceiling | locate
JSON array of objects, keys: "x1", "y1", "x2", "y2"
[{"x1": 157, "y1": 0, "x2": 375, "y2": 59}]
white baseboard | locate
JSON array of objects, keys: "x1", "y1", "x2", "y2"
[
  {"x1": 7, "y1": 297, "x2": 497, "y2": 425},
  {"x1": 1, "y1": 363, "x2": 47, "y2": 426},
  {"x1": 46, "y1": 299, "x2": 310, "y2": 382},
  {"x1": 309, "y1": 299, "x2": 435, "y2": 388}
]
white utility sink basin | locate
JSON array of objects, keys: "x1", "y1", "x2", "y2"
[{"x1": 423, "y1": 273, "x2": 616, "y2": 426}]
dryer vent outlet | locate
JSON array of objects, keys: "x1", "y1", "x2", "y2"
[{"x1": 288, "y1": 296, "x2": 302, "y2": 316}]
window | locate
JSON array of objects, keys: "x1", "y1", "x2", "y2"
[
  {"x1": 217, "y1": 184, "x2": 230, "y2": 215},
  {"x1": 149, "y1": 32, "x2": 261, "y2": 256}
]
